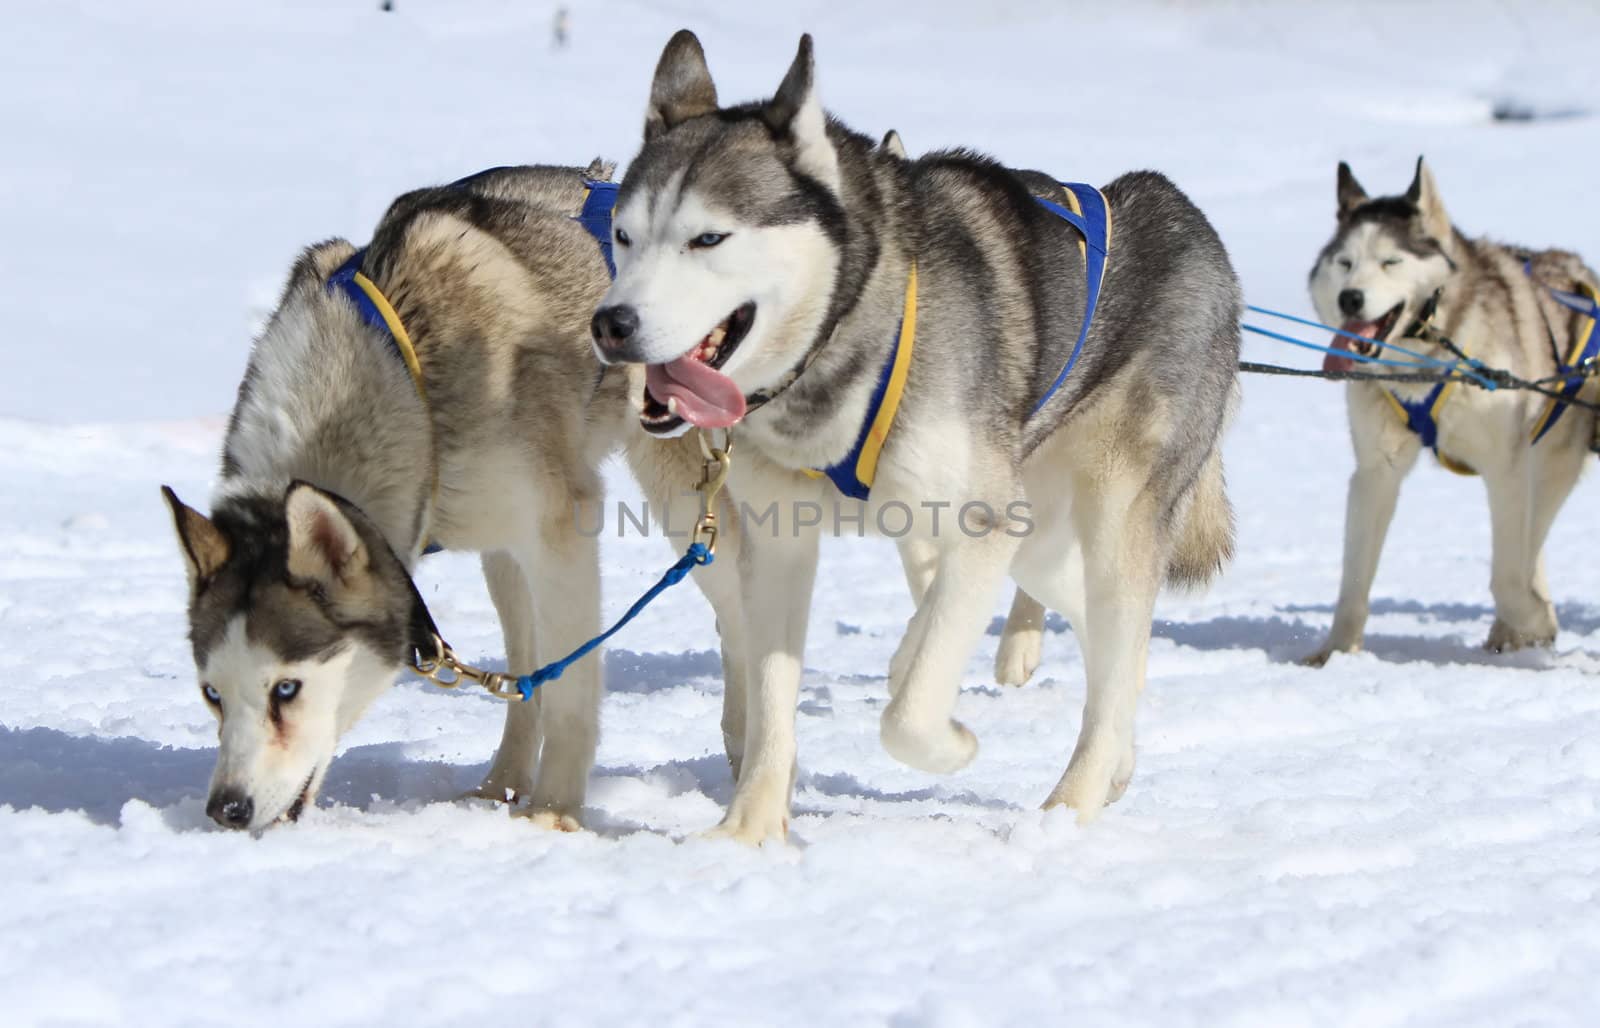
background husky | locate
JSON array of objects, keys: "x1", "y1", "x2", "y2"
[
  {"x1": 1306, "y1": 158, "x2": 1599, "y2": 663},
  {"x1": 593, "y1": 30, "x2": 1242, "y2": 843},
  {"x1": 162, "y1": 165, "x2": 633, "y2": 831}
]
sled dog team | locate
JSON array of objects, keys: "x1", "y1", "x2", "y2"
[{"x1": 162, "y1": 31, "x2": 1599, "y2": 838}]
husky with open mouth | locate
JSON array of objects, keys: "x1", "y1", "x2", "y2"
[
  {"x1": 163, "y1": 164, "x2": 639, "y2": 832},
  {"x1": 1306, "y1": 158, "x2": 1600, "y2": 663},
  {"x1": 593, "y1": 30, "x2": 1243, "y2": 843}
]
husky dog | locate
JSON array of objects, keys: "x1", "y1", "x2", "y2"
[
  {"x1": 593, "y1": 31, "x2": 1242, "y2": 843},
  {"x1": 162, "y1": 164, "x2": 633, "y2": 831},
  {"x1": 1306, "y1": 159, "x2": 1599, "y2": 663}
]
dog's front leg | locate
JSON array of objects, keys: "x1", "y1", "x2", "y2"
[
  {"x1": 881, "y1": 528, "x2": 1019, "y2": 774},
  {"x1": 475, "y1": 550, "x2": 542, "y2": 803},
  {"x1": 1308, "y1": 450, "x2": 1417, "y2": 666},
  {"x1": 702, "y1": 526, "x2": 820, "y2": 845},
  {"x1": 517, "y1": 531, "x2": 603, "y2": 831}
]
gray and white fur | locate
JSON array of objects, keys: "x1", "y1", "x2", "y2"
[
  {"x1": 164, "y1": 164, "x2": 632, "y2": 831},
  {"x1": 1306, "y1": 158, "x2": 1598, "y2": 662},
  {"x1": 595, "y1": 31, "x2": 1242, "y2": 843}
]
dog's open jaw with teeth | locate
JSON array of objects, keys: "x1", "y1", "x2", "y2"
[
  {"x1": 1326, "y1": 301, "x2": 1404, "y2": 373},
  {"x1": 640, "y1": 301, "x2": 757, "y2": 432}
]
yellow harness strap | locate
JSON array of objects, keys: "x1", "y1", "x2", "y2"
[{"x1": 348, "y1": 270, "x2": 429, "y2": 404}]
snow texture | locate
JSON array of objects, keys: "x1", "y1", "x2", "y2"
[{"x1": 4, "y1": 1, "x2": 1600, "y2": 1024}]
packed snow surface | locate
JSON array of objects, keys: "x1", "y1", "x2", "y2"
[{"x1": 4, "y1": 1, "x2": 1600, "y2": 1024}]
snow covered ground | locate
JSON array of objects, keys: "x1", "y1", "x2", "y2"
[{"x1": 5, "y1": 1, "x2": 1600, "y2": 1024}]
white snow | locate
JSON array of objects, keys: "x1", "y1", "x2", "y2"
[{"x1": 5, "y1": 1, "x2": 1600, "y2": 1024}]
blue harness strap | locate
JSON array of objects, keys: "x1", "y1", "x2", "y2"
[
  {"x1": 326, "y1": 250, "x2": 393, "y2": 345},
  {"x1": 817, "y1": 308, "x2": 907, "y2": 502},
  {"x1": 577, "y1": 180, "x2": 620, "y2": 277},
  {"x1": 1390, "y1": 381, "x2": 1449, "y2": 451},
  {"x1": 1029, "y1": 183, "x2": 1112, "y2": 415}
]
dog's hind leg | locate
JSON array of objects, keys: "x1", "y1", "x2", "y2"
[
  {"x1": 474, "y1": 550, "x2": 543, "y2": 804},
  {"x1": 1044, "y1": 473, "x2": 1163, "y2": 818},
  {"x1": 516, "y1": 527, "x2": 604, "y2": 831}
]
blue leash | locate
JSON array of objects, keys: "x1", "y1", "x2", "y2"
[
  {"x1": 1243, "y1": 305, "x2": 1497, "y2": 389},
  {"x1": 509, "y1": 542, "x2": 713, "y2": 700}
]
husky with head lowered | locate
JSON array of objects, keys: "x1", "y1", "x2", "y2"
[
  {"x1": 593, "y1": 30, "x2": 1243, "y2": 843},
  {"x1": 163, "y1": 164, "x2": 634, "y2": 831},
  {"x1": 1305, "y1": 158, "x2": 1599, "y2": 663}
]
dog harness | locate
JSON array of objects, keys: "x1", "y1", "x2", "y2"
[
  {"x1": 1385, "y1": 275, "x2": 1600, "y2": 472},
  {"x1": 809, "y1": 182, "x2": 1113, "y2": 500},
  {"x1": 1527, "y1": 277, "x2": 1600, "y2": 444}
]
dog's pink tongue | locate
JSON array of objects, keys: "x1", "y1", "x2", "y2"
[
  {"x1": 1324, "y1": 320, "x2": 1379, "y2": 374},
  {"x1": 646, "y1": 357, "x2": 746, "y2": 428}
]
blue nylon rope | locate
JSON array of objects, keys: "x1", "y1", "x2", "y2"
[
  {"x1": 1244, "y1": 304, "x2": 1469, "y2": 371},
  {"x1": 510, "y1": 542, "x2": 713, "y2": 700},
  {"x1": 1242, "y1": 313, "x2": 1497, "y2": 390}
]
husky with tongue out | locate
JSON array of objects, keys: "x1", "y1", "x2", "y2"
[
  {"x1": 1305, "y1": 157, "x2": 1600, "y2": 665},
  {"x1": 593, "y1": 29, "x2": 1243, "y2": 844}
]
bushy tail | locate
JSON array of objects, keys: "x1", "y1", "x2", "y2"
[{"x1": 1165, "y1": 443, "x2": 1234, "y2": 590}]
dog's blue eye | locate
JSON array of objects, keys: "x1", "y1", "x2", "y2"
[
  {"x1": 273, "y1": 679, "x2": 302, "y2": 702},
  {"x1": 615, "y1": 228, "x2": 631, "y2": 247},
  {"x1": 689, "y1": 232, "x2": 728, "y2": 249},
  {"x1": 1381, "y1": 258, "x2": 1402, "y2": 269},
  {"x1": 202, "y1": 683, "x2": 221, "y2": 705}
]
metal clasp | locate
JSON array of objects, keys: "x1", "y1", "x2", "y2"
[
  {"x1": 692, "y1": 429, "x2": 733, "y2": 555},
  {"x1": 410, "y1": 634, "x2": 524, "y2": 700}
]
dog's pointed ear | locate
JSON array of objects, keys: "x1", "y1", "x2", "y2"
[
  {"x1": 880, "y1": 129, "x2": 906, "y2": 160},
  {"x1": 1336, "y1": 161, "x2": 1368, "y2": 217},
  {"x1": 1406, "y1": 156, "x2": 1450, "y2": 237},
  {"x1": 646, "y1": 30, "x2": 718, "y2": 141},
  {"x1": 284, "y1": 482, "x2": 370, "y2": 591},
  {"x1": 162, "y1": 486, "x2": 228, "y2": 591},
  {"x1": 762, "y1": 34, "x2": 839, "y2": 191}
]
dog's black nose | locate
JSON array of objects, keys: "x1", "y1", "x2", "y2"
[
  {"x1": 207, "y1": 788, "x2": 254, "y2": 830},
  {"x1": 1338, "y1": 288, "x2": 1364, "y2": 317},
  {"x1": 591, "y1": 305, "x2": 640, "y2": 361}
]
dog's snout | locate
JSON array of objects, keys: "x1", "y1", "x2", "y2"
[
  {"x1": 1338, "y1": 288, "x2": 1364, "y2": 317},
  {"x1": 207, "y1": 788, "x2": 254, "y2": 830},
  {"x1": 591, "y1": 304, "x2": 640, "y2": 361}
]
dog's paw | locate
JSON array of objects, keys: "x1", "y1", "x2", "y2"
[
  {"x1": 993, "y1": 629, "x2": 1042, "y2": 686},
  {"x1": 1485, "y1": 618, "x2": 1556, "y2": 654},
  {"x1": 1300, "y1": 648, "x2": 1333, "y2": 668},
  {"x1": 698, "y1": 806, "x2": 788, "y2": 847},
  {"x1": 516, "y1": 807, "x2": 583, "y2": 833},
  {"x1": 1044, "y1": 739, "x2": 1124, "y2": 821},
  {"x1": 880, "y1": 704, "x2": 979, "y2": 774}
]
